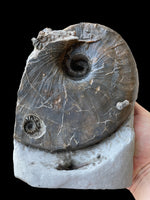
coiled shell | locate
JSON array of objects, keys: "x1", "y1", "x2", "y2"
[{"x1": 14, "y1": 23, "x2": 138, "y2": 152}]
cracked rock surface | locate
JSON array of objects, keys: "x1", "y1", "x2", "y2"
[
  {"x1": 13, "y1": 22, "x2": 138, "y2": 189},
  {"x1": 14, "y1": 23, "x2": 138, "y2": 152},
  {"x1": 13, "y1": 111, "x2": 135, "y2": 189}
]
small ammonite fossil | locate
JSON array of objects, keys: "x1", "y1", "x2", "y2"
[
  {"x1": 23, "y1": 115, "x2": 41, "y2": 135},
  {"x1": 14, "y1": 23, "x2": 139, "y2": 152}
]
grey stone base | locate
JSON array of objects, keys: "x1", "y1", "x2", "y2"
[{"x1": 13, "y1": 112, "x2": 134, "y2": 189}]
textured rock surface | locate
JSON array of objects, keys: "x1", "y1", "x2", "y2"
[
  {"x1": 14, "y1": 23, "x2": 138, "y2": 152},
  {"x1": 13, "y1": 111, "x2": 134, "y2": 189},
  {"x1": 13, "y1": 23, "x2": 139, "y2": 189}
]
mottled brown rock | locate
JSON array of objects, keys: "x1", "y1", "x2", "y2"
[{"x1": 14, "y1": 23, "x2": 138, "y2": 152}]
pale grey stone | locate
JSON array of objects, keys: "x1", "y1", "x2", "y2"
[{"x1": 116, "y1": 100, "x2": 130, "y2": 110}]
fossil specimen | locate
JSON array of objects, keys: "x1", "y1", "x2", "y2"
[{"x1": 14, "y1": 23, "x2": 138, "y2": 152}]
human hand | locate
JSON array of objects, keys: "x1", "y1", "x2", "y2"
[{"x1": 128, "y1": 102, "x2": 150, "y2": 200}]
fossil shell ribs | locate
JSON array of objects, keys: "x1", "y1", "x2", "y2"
[{"x1": 14, "y1": 23, "x2": 138, "y2": 152}]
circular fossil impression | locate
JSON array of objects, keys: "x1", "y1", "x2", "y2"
[
  {"x1": 23, "y1": 114, "x2": 46, "y2": 139},
  {"x1": 14, "y1": 23, "x2": 138, "y2": 152},
  {"x1": 63, "y1": 54, "x2": 91, "y2": 80},
  {"x1": 24, "y1": 115, "x2": 41, "y2": 135}
]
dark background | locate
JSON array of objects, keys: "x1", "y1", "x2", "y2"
[{"x1": 7, "y1": 2, "x2": 149, "y2": 200}]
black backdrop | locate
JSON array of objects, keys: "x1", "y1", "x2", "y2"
[{"x1": 7, "y1": 2, "x2": 149, "y2": 200}]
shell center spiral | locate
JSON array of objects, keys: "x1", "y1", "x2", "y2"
[{"x1": 63, "y1": 54, "x2": 91, "y2": 80}]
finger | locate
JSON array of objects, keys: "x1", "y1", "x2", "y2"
[{"x1": 134, "y1": 102, "x2": 150, "y2": 117}]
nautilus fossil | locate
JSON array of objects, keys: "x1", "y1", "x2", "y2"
[{"x1": 14, "y1": 22, "x2": 138, "y2": 153}]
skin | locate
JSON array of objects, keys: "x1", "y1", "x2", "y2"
[{"x1": 128, "y1": 102, "x2": 150, "y2": 200}]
